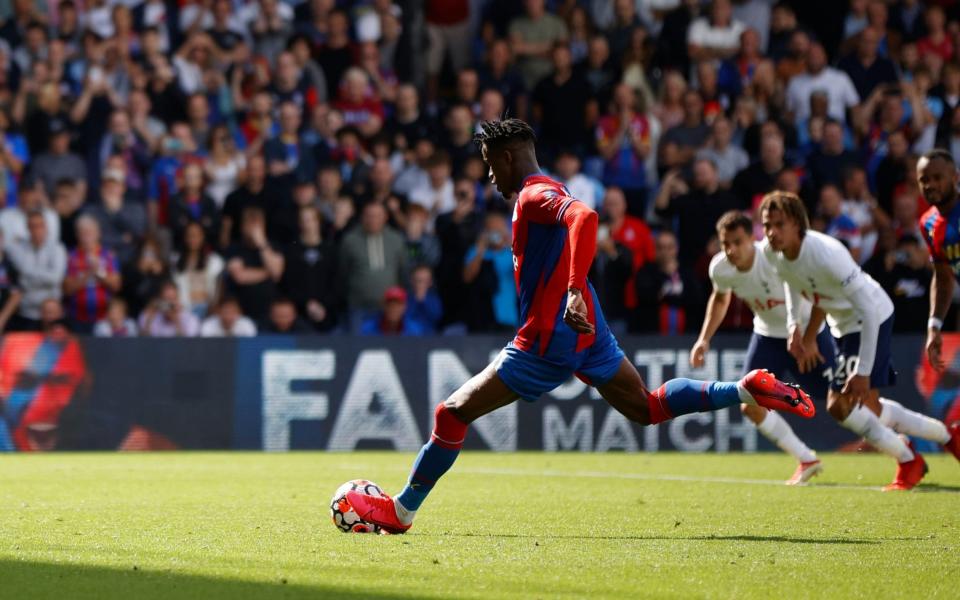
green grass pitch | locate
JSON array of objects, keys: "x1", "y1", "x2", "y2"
[{"x1": 1, "y1": 451, "x2": 958, "y2": 599}]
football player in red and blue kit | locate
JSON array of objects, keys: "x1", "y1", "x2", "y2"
[{"x1": 347, "y1": 118, "x2": 815, "y2": 533}]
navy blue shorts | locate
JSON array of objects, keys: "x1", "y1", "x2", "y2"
[
  {"x1": 743, "y1": 329, "x2": 836, "y2": 399},
  {"x1": 494, "y1": 326, "x2": 626, "y2": 402},
  {"x1": 832, "y1": 315, "x2": 897, "y2": 391}
]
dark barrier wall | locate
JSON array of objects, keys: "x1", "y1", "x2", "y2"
[{"x1": 2, "y1": 333, "x2": 957, "y2": 452}]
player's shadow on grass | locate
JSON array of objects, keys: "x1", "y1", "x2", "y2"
[
  {"x1": 421, "y1": 533, "x2": 881, "y2": 544},
  {"x1": 0, "y1": 559, "x2": 407, "y2": 600}
]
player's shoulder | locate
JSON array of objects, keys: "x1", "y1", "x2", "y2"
[
  {"x1": 919, "y1": 205, "x2": 943, "y2": 232},
  {"x1": 803, "y1": 230, "x2": 845, "y2": 255},
  {"x1": 707, "y1": 251, "x2": 731, "y2": 281},
  {"x1": 519, "y1": 174, "x2": 567, "y2": 202}
]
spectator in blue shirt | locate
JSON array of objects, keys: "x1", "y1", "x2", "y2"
[
  {"x1": 406, "y1": 264, "x2": 443, "y2": 334},
  {"x1": 463, "y1": 211, "x2": 518, "y2": 332},
  {"x1": 360, "y1": 286, "x2": 426, "y2": 335}
]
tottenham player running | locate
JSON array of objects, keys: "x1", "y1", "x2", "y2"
[
  {"x1": 347, "y1": 119, "x2": 814, "y2": 533},
  {"x1": 762, "y1": 191, "x2": 959, "y2": 490},
  {"x1": 691, "y1": 211, "x2": 830, "y2": 485},
  {"x1": 916, "y1": 149, "x2": 960, "y2": 441}
]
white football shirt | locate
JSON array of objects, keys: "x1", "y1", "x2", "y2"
[
  {"x1": 764, "y1": 230, "x2": 893, "y2": 338},
  {"x1": 709, "y1": 241, "x2": 811, "y2": 339}
]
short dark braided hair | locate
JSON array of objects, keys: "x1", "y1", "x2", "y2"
[{"x1": 473, "y1": 118, "x2": 536, "y2": 150}]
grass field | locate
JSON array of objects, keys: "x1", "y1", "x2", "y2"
[{"x1": 1, "y1": 451, "x2": 959, "y2": 599}]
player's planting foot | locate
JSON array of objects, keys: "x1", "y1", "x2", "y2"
[
  {"x1": 346, "y1": 491, "x2": 412, "y2": 534},
  {"x1": 738, "y1": 369, "x2": 815, "y2": 418},
  {"x1": 785, "y1": 459, "x2": 823, "y2": 486},
  {"x1": 883, "y1": 441, "x2": 928, "y2": 492},
  {"x1": 943, "y1": 423, "x2": 960, "y2": 462}
]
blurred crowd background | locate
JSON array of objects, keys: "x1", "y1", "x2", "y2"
[{"x1": 0, "y1": 0, "x2": 950, "y2": 338}]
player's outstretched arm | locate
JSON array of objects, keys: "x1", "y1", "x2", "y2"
[
  {"x1": 691, "y1": 290, "x2": 731, "y2": 368},
  {"x1": 927, "y1": 262, "x2": 954, "y2": 371}
]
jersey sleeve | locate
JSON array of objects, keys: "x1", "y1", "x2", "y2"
[
  {"x1": 707, "y1": 253, "x2": 732, "y2": 293},
  {"x1": 919, "y1": 209, "x2": 947, "y2": 263},
  {"x1": 820, "y1": 238, "x2": 869, "y2": 297}
]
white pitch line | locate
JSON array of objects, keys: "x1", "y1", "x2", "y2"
[{"x1": 453, "y1": 466, "x2": 885, "y2": 491}]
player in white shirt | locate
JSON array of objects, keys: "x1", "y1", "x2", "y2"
[
  {"x1": 691, "y1": 212, "x2": 829, "y2": 485},
  {"x1": 761, "y1": 191, "x2": 958, "y2": 490}
]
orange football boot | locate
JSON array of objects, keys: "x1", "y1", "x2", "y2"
[
  {"x1": 739, "y1": 369, "x2": 815, "y2": 418},
  {"x1": 346, "y1": 491, "x2": 412, "y2": 534},
  {"x1": 883, "y1": 441, "x2": 928, "y2": 491}
]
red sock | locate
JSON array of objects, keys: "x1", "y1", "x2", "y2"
[
  {"x1": 647, "y1": 385, "x2": 674, "y2": 424},
  {"x1": 431, "y1": 403, "x2": 468, "y2": 450}
]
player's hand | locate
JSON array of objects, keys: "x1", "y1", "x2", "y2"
[
  {"x1": 787, "y1": 326, "x2": 806, "y2": 364},
  {"x1": 797, "y1": 335, "x2": 825, "y2": 374},
  {"x1": 563, "y1": 289, "x2": 595, "y2": 335},
  {"x1": 689, "y1": 339, "x2": 709, "y2": 369},
  {"x1": 841, "y1": 374, "x2": 870, "y2": 406},
  {"x1": 926, "y1": 328, "x2": 945, "y2": 372}
]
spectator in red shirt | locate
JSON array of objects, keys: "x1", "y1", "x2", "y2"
[
  {"x1": 595, "y1": 83, "x2": 658, "y2": 215},
  {"x1": 63, "y1": 215, "x2": 122, "y2": 333},
  {"x1": 333, "y1": 67, "x2": 384, "y2": 138},
  {"x1": 602, "y1": 186, "x2": 655, "y2": 313},
  {"x1": 917, "y1": 5, "x2": 953, "y2": 63}
]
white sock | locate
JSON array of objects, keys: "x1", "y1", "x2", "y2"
[
  {"x1": 737, "y1": 382, "x2": 757, "y2": 405},
  {"x1": 841, "y1": 404, "x2": 914, "y2": 463},
  {"x1": 879, "y1": 398, "x2": 951, "y2": 444},
  {"x1": 755, "y1": 410, "x2": 817, "y2": 463},
  {"x1": 393, "y1": 497, "x2": 415, "y2": 525}
]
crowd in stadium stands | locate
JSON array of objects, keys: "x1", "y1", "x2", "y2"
[{"x1": 0, "y1": 0, "x2": 949, "y2": 337}]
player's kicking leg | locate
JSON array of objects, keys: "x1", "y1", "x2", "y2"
[
  {"x1": 741, "y1": 404, "x2": 822, "y2": 485},
  {"x1": 347, "y1": 361, "x2": 518, "y2": 534}
]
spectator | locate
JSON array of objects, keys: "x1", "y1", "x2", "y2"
[
  {"x1": 360, "y1": 285, "x2": 426, "y2": 335},
  {"x1": 62, "y1": 215, "x2": 121, "y2": 333},
  {"x1": 687, "y1": 0, "x2": 745, "y2": 61},
  {"x1": 339, "y1": 201, "x2": 406, "y2": 329},
  {"x1": 0, "y1": 181, "x2": 59, "y2": 251},
  {"x1": 816, "y1": 183, "x2": 863, "y2": 262},
  {"x1": 52, "y1": 179, "x2": 84, "y2": 250},
  {"x1": 732, "y1": 131, "x2": 787, "y2": 208},
  {"x1": 98, "y1": 109, "x2": 149, "y2": 195},
  {"x1": 200, "y1": 296, "x2": 258, "y2": 337},
  {"x1": 435, "y1": 176, "x2": 482, "y2": 328},
  {"x1": 424, "y1": 0, "x2": 471, "y2": 103},
  {"x1": 442, "y1": 104, "x2": 479, "y2": 172},
  {"x1": 510, "y1": 0, "x2": 569, "y2": 91},
  {"x1": 866, "y1": 234, "x2": 930, "y2": 332},
  {"x1": 264, "y1": 100, "x2": 317, "y2": 181},
  {"x1": 386, "y1": 84, "x2": 436, "y2": 150},
  {"x1": 478, "y1": 38, "x2": 528, "y2": 120},
  {"x1": 121, "y1": 235, "x2": 170, "y2": 318},
  {"x1": 316, "y1": 9, "x2": 353, "y2": 97},
  {"x1": 223, "y1": 205, "x2": 285, "y2": 322},
  {"x1": 168, "y1": 162, "x2": 219, "y2": 252},
  {"x1": 84, "y1": 168, "x2": 147, "y2": 265},
  {"x1": 532, "y1": 42, "x2": 593, "y2": 160},
  {"x1": 595, "y1": 83, "x2": 659, "y2": 215},
  {"x1": 29, "y1": 118, "x2": 86, "y2": 199},
  {"x1": 406, "y1": 264, "x2": 443, "y2": 334},
  {"x1": 697, "y1": 115, "x2": 749, "y2": 188},
  {"x1": 333, "y1": 67, "x2": 385, "y2": 139},
  {"x1": 408, "y1": 151, "x2": 455, "y2": 227},
  {"x1": 591, "y1": 209, "x2": 634, "y2": 334},
  {"x1": 463, "y1": 211, "x2": 517, "y2": 332},
  {"x1": 553, "y1": 150, "x2": 599, "y2": 210},
  {"x1": 204, "y1": 124, "x2": 246, "y2": 210},
  {"x1": 7, "y1": 210, "x2": 66, "y2": 331},
  {"x1": 785, "y1": 42, "x2": 860, "y2": 124},
  {"x1": 655, "y1": 159, "x2": 741, "y2": 269},
  {"x1": 658, "y1": 89, "x2": 711, "y2": 171},
  {"x1": 173, "y1": 221, "x2": 224, "y2": 320},
  {"x1": 221, "y1": 154, "x2": 269, "y2": 248},
  {"x1": 603, "y1": 186, "x2": 656, "y2": 315},
  {"x1": 838, "y1": 27, "x2": 898, "y2": 100},
  {"x1": 917, "y1": 5, "x2": 952, "y2": 63},
  {"x1": 404, "y1": 204, "x2": 441, "y2": 272},
  {"x1": 93, "y1": 297, "x2": 138, "y2": 337},
  {"x1": 0, "y1": 228, "x2": 21, "y2": 333},
  {"x1": 259, "y1": 296, "x2": 312, "y2": 334},
  {"x1": 807, "y1": 119, "x2": 860, "y2": 192},
  {"x1": 139, "y1": 279, "x2": 200, "y2": 337},
  {"x1": 634, "y1": 230, "x2": 705, "y2": 334},
  {"x1": 280, "y1": 205, "x2": 338, "y2": 332}
]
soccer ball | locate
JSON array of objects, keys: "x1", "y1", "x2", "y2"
[{"x1": 330, "y1": 479, "x2": 385, "y2": 533}]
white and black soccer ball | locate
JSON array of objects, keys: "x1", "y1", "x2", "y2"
[{"x1": 330, "y1": 479, "x2": 385, "y2": 533}]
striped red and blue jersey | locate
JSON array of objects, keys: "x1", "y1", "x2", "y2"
[
  {"x1": 65, "y1": 246, "x2": 119, "y2": 324},
  {"x1": 920, "y1": 202, "x2": 960, "y2": 276},
  {"x1": 511, "y1": 174, "x2": 600, "y2": 362}
]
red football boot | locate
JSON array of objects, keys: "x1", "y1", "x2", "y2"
[
  {"x1": 739, "y1": 369, "x2": 815, "y2": 418},
  {"x1": 943, "y1": 423, "x2": 960, "y2": 463},
  {"x1": 883, "y1": 441, "x2": 928, "y2": 491},
  {"x1": 785, "y1": 459, "x2": 823, "y2": 486},
  {"x1": 346, "y1": 491, "x2": 412, "y2": 534}
]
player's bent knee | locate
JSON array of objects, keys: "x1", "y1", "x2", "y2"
[{"x1": 826, "y1": 394, "x2": 851, "y2": 421}]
